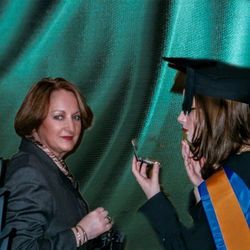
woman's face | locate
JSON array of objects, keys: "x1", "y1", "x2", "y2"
[
  {"x1": 177, "y1": 97, "x2": 196, "y2": 142},
  {"x1": 34, "y1": 89, "x2": 82, "y2": 158}
]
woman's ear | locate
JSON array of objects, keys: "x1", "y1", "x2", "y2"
[{"x1": 31, "y1": 129, "x2": 38, "y2": 140}]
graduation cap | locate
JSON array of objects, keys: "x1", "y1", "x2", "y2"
[{"x1": 163, "y1": 57, "x2": 250, "y2": 114}]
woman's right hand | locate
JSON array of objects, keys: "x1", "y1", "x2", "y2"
[
  {"x1": 131, "y1": 156, "x2": 161, "y2": 199},
  {"x1": 77, "y1": 207, "x2": 112, "y2": 240}
]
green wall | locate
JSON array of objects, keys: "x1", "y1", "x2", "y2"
[{"x1": 0, "y1": 1, "x2": 249, "y2": 249}]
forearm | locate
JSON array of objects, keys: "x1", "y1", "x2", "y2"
[
  {"x1": 140, "y1": 191, "x2": 216, "y2": 250},
  {"x1": 139, "y1": 192, "x2": 187, "y2": 249}
]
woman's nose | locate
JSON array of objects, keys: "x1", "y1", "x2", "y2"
[
  {"x1": 65, "y1": 118, "x2": 75, "y2": 132},
  {"x1": 177, "y1": 111, "x2": 186, "y2": 124}
]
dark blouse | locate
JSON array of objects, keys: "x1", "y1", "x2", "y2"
[{"x1": 139, "y1": 152, "x2": 250, "y2": 250}]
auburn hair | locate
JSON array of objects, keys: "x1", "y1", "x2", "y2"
[{"x1": 15, "y1": 77, "x2": 93, "y2": 142}]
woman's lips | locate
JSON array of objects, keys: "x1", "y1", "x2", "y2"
[
  {"x1": 183, "y1": 128, "x2": 188, "y2": 134},
  {"x1": 61, "y1": 136, "x2": 73, "y2": 140}
]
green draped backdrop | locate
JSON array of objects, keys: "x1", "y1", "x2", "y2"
[{"x1": 0, "y1": 0, "x2": 249, "y2": 249}]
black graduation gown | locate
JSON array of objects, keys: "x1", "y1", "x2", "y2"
[{"x1": 139, "y1": 152, "x2": 250, "y2": 249}]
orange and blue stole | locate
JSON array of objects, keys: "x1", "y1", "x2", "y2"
[{"x1": 198, "y1": 166, "x2": 250, "y2": 250}]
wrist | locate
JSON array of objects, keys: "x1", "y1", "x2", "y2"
[
  {"x1": 146, "y1": 188, "x2": 161, "y2": 200},
  {"x1": 71, "y1": 227, "x2": 80, "y2": 247},
  {"x1": 77, "y1": 224, "x2": 88, "y2": 245},
  {"x1": 71, "y1": 225, "x2": 88, "y2": 247},
  {"x1": 193, "y1": 187, "x2": 201, "y2": 203}
]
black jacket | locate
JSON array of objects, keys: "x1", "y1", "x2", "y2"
[
  {"x1": 139, "y1": 152, "x2": 250, "y2": 250},
  {"x1": 4, "y1": 138, "x2": 88, "y2": 250}
]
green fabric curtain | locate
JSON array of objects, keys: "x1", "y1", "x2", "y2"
[{"x1": 0, "y1": 1, "x2": 249, "y2": 249}]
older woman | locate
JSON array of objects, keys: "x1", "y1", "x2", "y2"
[
  {"x1": 132, "y1": 58, "x2": 250, "y2": 249},
  {"x1": 4, "y1": 77, "x2": 112, "y2": 249}
]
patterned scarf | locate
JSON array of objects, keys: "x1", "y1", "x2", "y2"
[{"x1": 33, "y1": 140, "x2": 74, "y2": 183}]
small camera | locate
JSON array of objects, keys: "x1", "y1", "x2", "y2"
[{"x1": 88, "y1": 229, "x2": 125, "y2": 250}]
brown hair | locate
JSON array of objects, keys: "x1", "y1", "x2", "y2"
[
  {"x1": 15, "y1": 77, "x2": 93, "y2": 143},
  {"x1": 191, "y1": 94, "x2": 250, "y2": 179}
]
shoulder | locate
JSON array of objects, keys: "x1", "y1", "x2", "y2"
[
  {"x1": 5, "y1": 153, "x2": 45, "y2": 187},
  {"x1": 7, "y1": 149, "x2": 43, "y2": 172},
  {"x1": 4, "y1": 146, "x2": 55, "y2": 189},
  {"x1": 6, "y1": 139, "x2": 58, "y2": 179},
  {"x1": 4, "y1": 150, "x2": 56, "y2": 211},
  {"x1": 223, "y1": 151, "x2": 250, "y2": 188}
]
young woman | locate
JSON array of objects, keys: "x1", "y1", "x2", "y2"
[
  {"x1": 4, "y1": 77, "x2": 113, "y2": 249},
  {"x1": 132, "y1": 58, "x2": 250, "y2": 249}
]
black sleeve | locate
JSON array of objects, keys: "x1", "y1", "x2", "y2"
[
  {"x1": 139, "y1": 192, "x2": 215, "y2": 250},
  {"x1": 5, "y1": 165, "x2": 77, "y2": 250}
]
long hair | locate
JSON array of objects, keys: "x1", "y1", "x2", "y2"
[{"x1": 191, "y1": 94, "x2": 250, "y2": 179}]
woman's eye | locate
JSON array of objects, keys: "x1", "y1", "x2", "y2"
[
  {"x1": 73, "y1": 115, "x2": 81, "y2": 121},
  {"x1": 54, "y1": 115, "x2": 63, "y2": 120}
]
